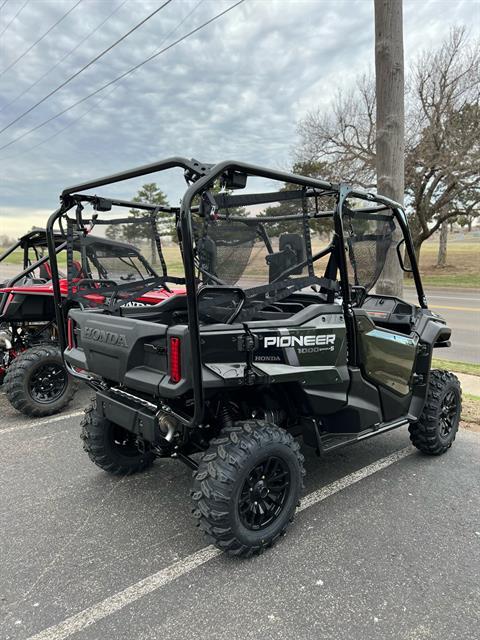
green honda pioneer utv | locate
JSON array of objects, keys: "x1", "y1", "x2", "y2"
[{"x1": 48, "y1": 157, "x2": 461, "y2": 557}]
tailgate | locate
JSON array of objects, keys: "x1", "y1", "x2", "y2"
[{"x1": 66, "y1": 309, "x2": 169, "y2": 394}]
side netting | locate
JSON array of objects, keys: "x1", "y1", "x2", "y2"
[
  {"x1": 192, "y1": 188, "x2": 337, "y2": 289},
  {"x1": 343, "y1": 208, "x2": 396, "y2": 292},
  {"x1": 189, "y1": 189, "x2": 340, "y2": 324}
]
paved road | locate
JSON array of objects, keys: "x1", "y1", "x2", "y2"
[
  {"x1": 0, "y1": 392, "x2": 478, "y2": 640},
  {"x1": 405, "y1": 287, "x2": 479, "y2": 364}
]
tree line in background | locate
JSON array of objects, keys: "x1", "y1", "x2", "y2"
[{"x1": 294, "y1": 27, "x2": 479, "y2": 265}]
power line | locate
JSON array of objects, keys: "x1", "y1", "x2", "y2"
[
  {"x1": 0, "y1": 0, "x2": 246, "y2": 153},
  {"x1": 0, "y1": 0, "x2": 171, "y2": 127},
  {"x1": 0, "y1": 1, "x2": 9, "y2": 12},
  {"x1": 1, "y1": 0, "x2": 206, "y2": 161},
  {"x1": 0, "y1": 0, "x2": 128, "y2": 114},
  {"x1": 0, "y1": 0, "x2": 29, "y2": 38},
  {"x1": 6, "y1": 84, "x2": 119, "y2": 160},
  {"x1": 0, "y1": 0, "x2": 82, "y2": 79}
]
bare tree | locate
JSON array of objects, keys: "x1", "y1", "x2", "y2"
[
  {"x1": 297, "y1": 28, "x2": 480, "y2": 263},
  {"x1": 407, "y1": 29, "x2": 480, "y2": 256},
  {"x1": 436, "y1": 187, "x2": 480, "y2": 267},
  {"x1": 444, "y1": 184, "x2": 480, "y2": 232},
  {"x1": 437, "y1": 220, "x2": 449, "y2": 268},
  {"x1": 297, "y1": 75, "x2": 376, "y2": 188}
]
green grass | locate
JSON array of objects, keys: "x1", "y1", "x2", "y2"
[
  {"x1": 420, "y1": 274, "x2": 479, "y2": 289},
  {"x1": 462, "y1": 393, "x2": 480, "y2": 428},
  {"x1": 464, "y1": 392, "x2": 480, "y2": 402},
  {"x1": 0, "y1": 248, "x2": 67, "y2": 266},
  {"x1": 418, "y1": 238, "x2": 479, "y2": 289},
  {"x1": 420, "y1": 241, "x2": 480, "y2": 254},
  {"x1": 432, "y1": 358, "x2": 480, "y2": 377},
  {"x1": 0, "y1": 250, "x2": 27, "y2": 265}
]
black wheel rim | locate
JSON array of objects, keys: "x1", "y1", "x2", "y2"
[
  {"x1": 29, "y1": 364, "x2": 68, "y2": 404},
  {"x1": 111, "y1": 424, "x2": 141, "y2": 457},
  {"x1": 440, "y1": 389, "x2": 459, "y2": 438},
  {"x1": 238, "y1": 456, "x2": 291, "y2": 531}
]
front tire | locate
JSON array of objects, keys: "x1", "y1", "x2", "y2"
[
  {"x1": 81, "y1": 399, "x2": 155, "y2": 475},
  {"x1": 409, "y1": 370, "x2": 462, "y2": 455},
  {"x1": 191, "y1": 421, "x2": 305, "y2": 557},
  {"x1": 4, "y1": 344, "x2": 78, "y2": 417}
]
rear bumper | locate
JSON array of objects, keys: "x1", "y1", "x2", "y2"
[
  {"x1": 65, "y1": 346, "x2": 88, "y2": 372},
  {"x1": 96, "y1": 390, "x2": 158, "y2": 443}
]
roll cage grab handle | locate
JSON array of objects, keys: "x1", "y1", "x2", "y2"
[{"x1": 46, "y1": 157, "x2": 427, "y2": 431}]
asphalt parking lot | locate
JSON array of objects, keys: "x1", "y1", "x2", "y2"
[{"x1": 1, "y1": 387, "x2": 479, "y2": 640}]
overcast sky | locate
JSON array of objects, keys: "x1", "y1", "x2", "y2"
[{"x1": 0, "y1": 0, "x2": 477, "y2": 237}]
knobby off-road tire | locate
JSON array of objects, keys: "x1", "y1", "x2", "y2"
[
  {"x1": 4, "y1": 344, "x2": 78, "y2": 417},
  {"x1": 81, "y1": 399, "x2": 155, "y2": 475},
  {"x1": 409, "y1": 370, "x2": 462, "y2": 455},
  {"x1": 191, "y1": 421, "x2": 305, "y2": 557}
]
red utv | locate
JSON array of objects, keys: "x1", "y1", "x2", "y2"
[{"x1": 0, "y1": 222, "x2": 182, "y2": 417}]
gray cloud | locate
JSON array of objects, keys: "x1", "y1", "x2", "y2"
[{"x1": 0, "y1": 0, "x2": 476, "y2": 234}]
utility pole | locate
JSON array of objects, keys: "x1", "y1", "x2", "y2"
[{"x1": 374, "y1": 0, "x2": 405, "y2": 297}]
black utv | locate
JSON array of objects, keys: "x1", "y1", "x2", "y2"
[{"x1": 48, "y1": 157, "x2": 462, "y2": 557}]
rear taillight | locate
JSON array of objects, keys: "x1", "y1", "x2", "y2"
[
  {"x1": 67, "y1": 318, "x2": 76, "y2": 349},
  {"x1": 169, "y1": 336, "x2": 181, "y2": 383}
]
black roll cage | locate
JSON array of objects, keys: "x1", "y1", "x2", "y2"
[
  {"x1": 0, "y1": 229, "x2": 66, "y2": 275},
  {"x1": 46, "y1": 156, "x2": 427, "y2": 430},
  {"x1": 0, "y1": 230, "x2": 68, "y2": 316}
]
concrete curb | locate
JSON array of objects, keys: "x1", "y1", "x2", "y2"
[{"x1": 455, "y1": 372, "x2": 480, "y2": 396}]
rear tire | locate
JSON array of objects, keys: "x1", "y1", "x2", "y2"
[
  {"x1": 191, "y1": 421, "x2": 305, "y2": 557},
  {"x1": 81, "y1": 399, "x2": 155, "y2": 475},
  {"x1": 4, "y1": 344, "x2": 78, "y2": 417},
  {"x1": 409, "y1": 370, "x2": 461, "y2": 455}
]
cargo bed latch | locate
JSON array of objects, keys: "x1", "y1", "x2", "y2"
[
  {"x1": 144, "y1": 343, "x2": 166, "y2": 355},
  {"x1": 238, "y1": 325, "x2": 258, "y2": 386},
  {"x1": 236, "y1": 333, "x2": 258, "y2": 353}
]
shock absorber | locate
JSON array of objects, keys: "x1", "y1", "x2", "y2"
[
  {"x1": 218, "y1": 403, "x2": 234, "y2": 431},
  {"x1": 252, "y1": 407, "x2": 286, "y2": 427}
]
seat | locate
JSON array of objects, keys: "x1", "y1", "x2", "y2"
[
  {"x1": 70, "y1": 260, "x2": 86, "y2": 279},
  {"x1": 38, "y1": 261, "x2": 53, "y2": 280},
  {"x1": 120, "y1": 293, "x2": 187, "y2": 321}
]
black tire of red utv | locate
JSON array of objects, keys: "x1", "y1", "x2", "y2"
[
  {"x1": 409, "y1": 370, "x2": 462, "y2": 455},
  {"x1": 3, "y1": 344, "x2": 78, "y2": 417},
  {"x1": 191, "y1": 421, "x2": 305, "y2": 557},
  {"x1": 80, "y1": 399, "x2": 155, "y2": 475}
]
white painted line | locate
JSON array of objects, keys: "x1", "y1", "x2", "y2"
[
  {"x1": 25, "y1": 446, "x2": 414, "y2": 640},
  {"x1": 27, "y1": 546, "x2": 221, "y2": 640},
  {"x1": 298, "y1": 446, "x2": 413, "y2": 511},
  {"x1": 0, "y1": 410, "x2": 84, "y2": 435}
]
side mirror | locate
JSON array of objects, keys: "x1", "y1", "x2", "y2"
[
  {"x1": 222, "y1": 170, "x2": 248, "y2": 190},
  {"x1": 93, "y1": 197, "x2": 112, "y2": 212},
  {"x1": 396, "y1": 239, "x2": 413, "y2": 273},
  {"x1": 351, "y1": 285, "x2": 367, "y2": 307}
]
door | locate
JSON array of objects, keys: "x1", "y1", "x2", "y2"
[{"x1": 354, "y1": 309, "x2": 418, "y2": 420}]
